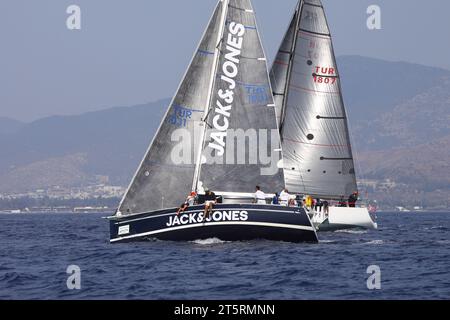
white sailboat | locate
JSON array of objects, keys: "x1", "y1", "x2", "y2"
[
  {"x1": 107, "y1": 0, "x2": 318, "y2": 243},
  {"x1": 270, "y1": 0, "x2": 377, "y2": 231}
]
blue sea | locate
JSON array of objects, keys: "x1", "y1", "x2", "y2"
[{"x1": 0, "y1": 212, "x2": 449, "y2": 300}]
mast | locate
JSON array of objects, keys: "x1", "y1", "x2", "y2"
[
  {"x1": 278, "y1": 0, "x2": 303, "y2": 134},
  {"x1": 192, "y1": 0, "x2": 230, "y2": 193}
]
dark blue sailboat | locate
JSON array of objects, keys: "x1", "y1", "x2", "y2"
[{"x1": 108, "y1": 0, "x2": 318, "y2": 244}]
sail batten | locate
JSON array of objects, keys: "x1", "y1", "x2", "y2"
[{"x1": 271, "y1": 0, "x2": 358, "y2": 199}]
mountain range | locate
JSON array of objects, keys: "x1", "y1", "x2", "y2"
[{"x1": 1, "y1": 56, "x2": 449, "y2": 209}]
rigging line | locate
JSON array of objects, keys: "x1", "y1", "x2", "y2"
[
  {"x1": 202, "y1": 107, "x2": 213, "y2": 123},
  {"x1": 298, "y1": 165, "x2": 308, "y2": 194},
  {"x1": 202, "y1": 107, "x2": 214, "y2": 129},
  {"x1": 285, "y1": 163, "x2": 307, "y2": 194},
  {"x1": 216, "y1": 38, "x2": 223, "y2": 50}
]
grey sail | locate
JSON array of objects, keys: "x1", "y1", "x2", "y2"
[
  {"x1": 271, "y1": 0, "x2": 357, "y2": 199},
  {"x1": 269, "y1": 3, "x2": 300, "y2": 128},
  {"x1": 196, "y1": 0, "x2": 284, "y2": 194},
  {"x1": 118, "y1": 2, "x2": 224, "y2": 214}
]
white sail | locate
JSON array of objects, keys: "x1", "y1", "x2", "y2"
[{"x1": 271, "y1": 0, "x2": 358, "y2": 199}]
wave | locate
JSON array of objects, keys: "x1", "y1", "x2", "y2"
[
  {"x1": 430, "y1": 226, "x2": 448, "y2": 231},
  {"x1": 364, "y1": 240, "x2": 384, "y2": 245},
  {"x1": 334, "y1": 229, "x2": 367, "y2": 234},
  {"x1": 319, "y1": 240, "x2": 336, "y2": 244},
  {"x1": 191, "y1": 238, "x2": 228, "y2": 245},
  {"x1": 0, "y1": 272, "x2": 38, "y2": 285}
]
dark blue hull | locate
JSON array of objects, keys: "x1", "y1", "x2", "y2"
[{"x1": 109, "y1": 204, "x2": 318, "y2": 243}]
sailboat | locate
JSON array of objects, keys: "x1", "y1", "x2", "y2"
[
  {"x1": 270, "y1": 0, "x2": 377, "y2": 231},
  {"x1": 108, "y1": 0, "x2": 318, "y2": 243}
]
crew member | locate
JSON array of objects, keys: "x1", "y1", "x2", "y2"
[
  {"x1": 177, "y1": 191, "x2": 197, "y2": 215},
  {"x1": 348, "y1": 191, "x2": 359, "y2": 208},
  {"x1": 279, "y1": 189, "x2": 290, "y2": 206},
  {"x1": 203, "y1": 189, "x2": 217, "y2": 220},
  {"x1": 254, "y1": 186, "x2": 267, "y2": 204}
]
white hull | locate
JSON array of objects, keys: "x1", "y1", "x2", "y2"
[{"x1": 311, "y1": 207, "x2": 378, "y2": 231}]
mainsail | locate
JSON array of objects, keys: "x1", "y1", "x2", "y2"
[
  {"x1": 197, "y1": 0, "x2": 284, "y2": 194},
  {"x1": 270, "y1": 0, "x2": 357, "y2": 199},
  {"x1": 119, "y1": 0, "x2": 283, "y2": 215}
]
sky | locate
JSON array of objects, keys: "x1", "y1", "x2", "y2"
[{"x1": 1, "y1": 0, "x2": 450, "y2": 122}]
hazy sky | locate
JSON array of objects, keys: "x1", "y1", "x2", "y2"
[{"x1": 1, "y1": 0, "x2": 450, "y2": 121}]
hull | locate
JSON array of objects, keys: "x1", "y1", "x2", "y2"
[
  {"x1": 109, "y1": 204, "x2": 318, "y2": 243},
  {"x1": 312, "y1": 207, "x2": 378, "y2": 231}
]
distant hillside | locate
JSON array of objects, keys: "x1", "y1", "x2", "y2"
[
  {"x1": 357, "y1": 134, "x2": 450, "y2": 209},
  {"x1": 0, "y1": 153, "x2": 91, "y2": 192},
  {"x1": 0, "y1": 56, "x2": 449, "y2": 208},
  {"x1": 359, "y1": 135, "x2": 450, "y2": 189},
  {"x1": 0, "y1": 117, "x2": 24, "y2": 135},
  {"x1": 341, "y1": 59, "x2": 450, "y2": 151},
  {"x1": 339, "y1": 55, "x2": 450, "y2": 123},
  {"x1": 0, "y1": 99, "x2": 169, "y2": 191}
]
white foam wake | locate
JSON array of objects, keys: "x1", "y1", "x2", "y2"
[
  {"x1": 319, "y1": 240, "x2": 336, "y2": 244},
  {"x1": 365, "y1": 240, "x2": 384, "y2": 245},
  {"x1": 334, "y1": 229, "x2": 367, "y2": 234},
  {"x1": 192, "y1": 238, "x2": 228, "y2": 245}
]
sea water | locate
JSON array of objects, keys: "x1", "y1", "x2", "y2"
[{"x1": 0, "y1": 212, "x2": 449, "y2": 299}]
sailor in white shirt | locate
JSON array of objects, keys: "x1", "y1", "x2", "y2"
[
  {"x1": 254, "y1": 186, "x2": 267, "y2": 204},
  {"x1": 279, "y1": 189, "x2": 290, "y2": 206}
]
